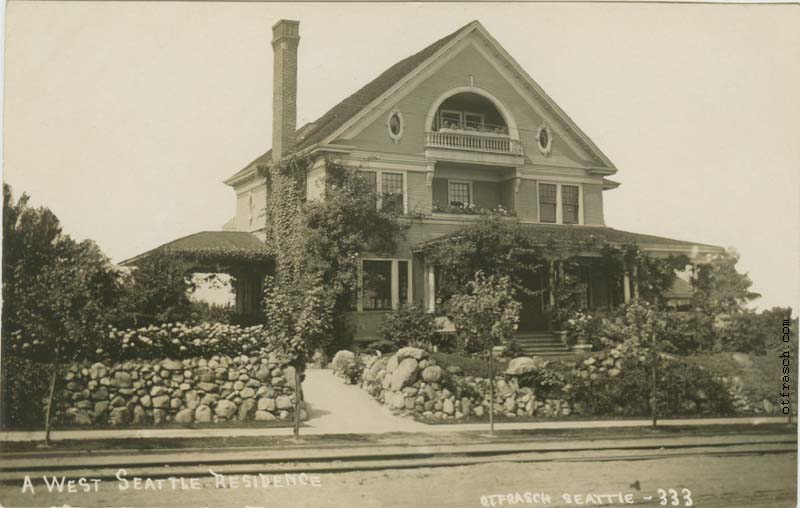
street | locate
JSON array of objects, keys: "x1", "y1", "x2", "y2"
[{"x1": 1, "y1": 451, "x2": 795, "y2": 508}]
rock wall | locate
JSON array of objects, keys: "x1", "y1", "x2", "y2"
[
  {"x1": 55, "y1": 353, "x2": 305, "y2": 426},
  {"x1": 355, "y1": 347, "x2": 572, "y2": 421}
]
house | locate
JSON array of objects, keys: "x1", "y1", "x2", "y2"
[{"x1": 127, "y1": 19, "x2": 723, "y2": 353}]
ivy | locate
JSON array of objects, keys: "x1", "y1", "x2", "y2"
[
  {"x1": 421, "y1": 216, "x2": 688, "y2": 328},
  {"x1": 259, "y1": 156, "x2": 404, "y2": 364}
]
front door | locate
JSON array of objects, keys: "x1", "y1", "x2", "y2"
[{"x1": 517, "y1": 269, "x2": 549, "y2": 332}]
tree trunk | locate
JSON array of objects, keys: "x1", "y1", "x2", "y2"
[
  {"x1": 488, "y1": 353, "x2": 495, "y2": 436},
  {"x1": 651, "y1": 341, "x2": 658, "y2": 428},
  {"x1": 292, "y1": 363, "x2": 303, "y2": 439},
  {"x1": 44, "y1": 346, "x2": 61, "y2": 446}
]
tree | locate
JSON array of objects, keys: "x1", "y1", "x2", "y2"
[
  {"x1": 448, "y1": 272, "x2": 521, "y2": 435},
  {"x1": 2, "y1": 184, "x2": 122, "y2": 441},
  {"x1": 117, "y1": 252, "x2": 196, "y2": 327},
  {"x1": 691, "y1": 250, "x2": 760, "y2": 350}
]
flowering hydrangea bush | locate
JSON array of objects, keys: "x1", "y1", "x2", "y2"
[{"x1": 103, "y1": 322, "x2": 274, "y2": 359}]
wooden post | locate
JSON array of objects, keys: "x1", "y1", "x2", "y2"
[
  {"x1": 488, "y1": 353, "x2": 495, "y2": 436},
  {"x1": 623, "y1": 263, "x2": 631, "y2": 304}
]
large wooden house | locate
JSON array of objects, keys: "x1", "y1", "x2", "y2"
[{"x1": 128, "y1": 19, "x2": 723, "y2": 353}]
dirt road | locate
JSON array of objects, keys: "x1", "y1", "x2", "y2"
[{"x1": 1, "y1": 451, "x2": 795, "y2": 508}]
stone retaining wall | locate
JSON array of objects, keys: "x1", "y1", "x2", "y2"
[
  {"x1": 333, "y1": 348, "x2": 571, "y2": 421},
  {"x1": 55, "y1": 353, "x2": 304, "y2": 426}
]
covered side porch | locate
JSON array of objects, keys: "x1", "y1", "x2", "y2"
[{"x1": 120, "y1": 231, "x2": 273, "y2": 321}]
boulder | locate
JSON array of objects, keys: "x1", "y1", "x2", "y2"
[
  {"x1": 238, "y1": 398, "x2": 256, "y2": 420},
  {"x1": 113, "y1": 371, "x2": 133, "y2": 388},
  {"x1": 150, "y1": 386, "x2": 166, "y2": 397},
  {"x1": 505, "y1": 356, "x2": 543, "y2": 376},
  {"x1": 89, "y1": 362, "x2": 108, "y2": 380},
  {"x1": 185, "y1": 390, "x2": 200, "y2": 410},
  {"x1": 276, "y1": 395, "x2": 292, "y2": 410},
  {"x1": 396, "y1": 347, "x2": 427, "y2": 361},
  {"x1": 390, "y1": 358, "x2": 418, "y2": 391},
  {"x1": 162, "y1": 359, "x2": 184, "y2": 371},
  {"x1": 65, "y1": 408, "x2": 92, "y2": 425},
  {"x1": 443, "y1": 399, "x2": 455, "y2": 415},
  {"x1": 283, "y1": 366, "x2": 297, "y2": 389},
  {"x1": 195, "y1": 405, "x2": 212, "y2": 423},
  {"x1": 109, "y1": 407, "x2": 131, "y2": 425},
  {"x1": 152, "y1": 395, "x2": 170, "y2": 409},
  {"x1": 331, "y1": 350, "x2": 355, "y2": 373},
  {"x1": 153, "y1": 408, "x2": 167, "y2": 424},
  {"x1": 258, "y1": 398, "x2": 276, "y2": 412},
  {"x1": 215, "y1": 400, "x2": 237, "y2": 419},
  {"x1": 255, "y1": 365, "x2": 271, "y2": 382},
  {"x1": 197, "y1": 382, "x2": 218, "y2": 393},
  {"x1": 89, "y1": 386, "x2": 109, "y2": 401},
  {"x1": 175, "y1": 408, "x2": 194, "y2": 424},
  {"x1": 140, "y1": 395, "x2": 152, "y2": 408},
  {"x1": 421, "y1": 366, "x2": 443, "y2": 383},
  {"x1": 390, "y1": 392, "x2": 406, "y2": 409},
  {"x1": 132, "y1": 405, "x2": 147, "y2": 424},
  {"x1": 240, "y1": 387, "x2": 256, "y2": 399},
  {"x1": 255, "y1": 410, "x2": 276, "y2": 421},
  {"x1": 93, "y1": 401, "x2": 109, "y2": 420}
]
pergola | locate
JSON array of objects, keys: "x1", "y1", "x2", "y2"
[{"x1": 120, "y1": 231, "x2": 274, "y2": 318}]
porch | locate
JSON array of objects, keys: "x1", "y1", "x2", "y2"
[
  {"x1": 119, "y1": 231, "x2": 273, "y2": 321},
  {"x1": 415, "y1": 224, "x2": 726, "y2": 355}
]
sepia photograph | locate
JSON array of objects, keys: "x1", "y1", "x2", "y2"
[{"x1": 1, "y1": 2, "x2": 798, "y2": 507}]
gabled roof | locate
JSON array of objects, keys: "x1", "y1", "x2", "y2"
[
  {"x1": 224, "y1": 21, "x2": 469, "y2": 185},
  {"x1": 120, "y1": 231, "x2": 270, "y2": 267}
]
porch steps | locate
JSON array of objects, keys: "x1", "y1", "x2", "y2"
[{"x1": 513, "y1": 332, "x2": 569, "y2": 356}]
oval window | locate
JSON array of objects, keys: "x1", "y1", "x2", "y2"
[
  {"x1": 537, "y1": 124, "x2": 551, "y2": 155},
  {"x1": 387, "y1": 110, "x2": 404, "y2": 143}
]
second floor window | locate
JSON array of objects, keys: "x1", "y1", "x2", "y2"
[
  {"x1": 362, "y1": 170, "x2": 405, "y2": 214},
  {"x1": 448, "y1": 181, "x2": 472, "y2": 206},
  {"x1": 539, "y1": 183, "x2": 557, "y2": 223},
  {"x1": 538, "y1": 182, "x2": 582, "y2": 224},
  {"x1": 562, "y1": 185, "x2": 580, "y2": 225}
]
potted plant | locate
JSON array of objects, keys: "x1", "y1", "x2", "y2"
[{"x1": 566, "y1": 311, "x2": 594, "y2": 352}]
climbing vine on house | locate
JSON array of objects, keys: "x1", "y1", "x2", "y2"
[
  {"x1": 258, "y1": 155, "x2": 404, "y2": 362},
  {"x1": 420, "y1": 216, "x2": 689, "y2": 330}
]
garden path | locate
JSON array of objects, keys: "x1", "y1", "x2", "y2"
[{"x1": 301, "y1": 368, "x2": 428, "y2": 434}]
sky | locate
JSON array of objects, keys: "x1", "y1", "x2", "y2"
[{"x1": 3, "y1": 2, "x2": 799, "y2": 310}]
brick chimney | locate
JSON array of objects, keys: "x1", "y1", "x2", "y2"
[{"x1": 271, "y1": 19, "x2": 300, "y2": 162}]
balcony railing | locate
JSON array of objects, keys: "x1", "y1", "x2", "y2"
[{"x1": 425, "y1": 130, "x2": 523, "y2": 155}]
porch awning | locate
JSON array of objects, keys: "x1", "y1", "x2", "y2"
[
  {"x1": 420, "y1": 224, "x2": 725, "y2": 262},
  {"x1": 119, "y1": 231, "x2": 273, "y2": 272}
]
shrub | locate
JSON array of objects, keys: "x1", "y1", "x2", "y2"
[
  {"x1": 379, "y1": 304, "x2": 438, "y2": 350},
  {"x1": 721, "y1": 307, "x2": 796, "y2": 354},
  {"x1": 0, "y1": 357, "x2": 51, "y2": 428},
  {"x1": 568, "y1": 355, "x2": 734, "y2": 417},
  {"x1": 341, "y1": 361, "x2": 365, "y2": 385}
]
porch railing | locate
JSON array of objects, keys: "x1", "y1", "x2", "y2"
[{"x1": 425, "y1": 131, "x2": 523, "y2": 155}]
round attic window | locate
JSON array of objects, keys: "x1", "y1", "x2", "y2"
[
  {"x1": 537, "y1": 124, "x2": 552, "y2": 155},
  {"x1": 387, "y1": 110, "x2": 404, "y2": 143}
]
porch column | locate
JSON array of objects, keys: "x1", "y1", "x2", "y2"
[
  {"x1": 391, "y1": 260, "x2": 400, "y2": 310},
  {"x1": 632, "y1": 264, "x2": 640, "y2": 301},
  {"x1": 623, "y1": 269, "x2": 632, "y2": 304},
  {"x1": 425, "y1": 263, "x2": 436, "y2": 313},
  {"x1": 548, "y1": 261, "x2": 555, "y2": 307}
]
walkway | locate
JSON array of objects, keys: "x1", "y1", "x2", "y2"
[{"x1": 302, "y1": 368, "x2": 428, "y2": 433}]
